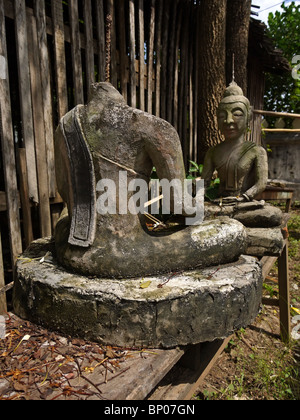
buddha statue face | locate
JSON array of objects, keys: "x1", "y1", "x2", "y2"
[
  {"x1": 217, "y1": 82, "x2": 251, "y2": 142},
  {"x1": 217, "y1": 102, "x2": 248, "y2": 141}
]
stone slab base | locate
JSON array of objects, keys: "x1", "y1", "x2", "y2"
[{"x1": 13, "y1": 239, "x2": 263, "y2": 349}]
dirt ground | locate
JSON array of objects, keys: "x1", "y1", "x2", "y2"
[
  {"x1": 1, "y1": 206, "x2": 300, "y2": 401},
  {"x1": 195, "y1": 206, "x2": 300, "y2": 400}
]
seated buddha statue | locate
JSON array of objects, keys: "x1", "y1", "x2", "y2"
[
  {"x1": 202, "y1": 82, "x2": 268, "y2": 204},
  {"x1": 54, "y1": 82, "x2": 246, "y2": 278}
]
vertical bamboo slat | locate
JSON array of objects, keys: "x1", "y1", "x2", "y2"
[
  {"x1": 96, "y1": 0, "x2": 106, "y2": 82},
  {"x1": 147, "y1": 0, "x2": 155, "y2": 114},
  {"x1": 0, "y1": 0, "x2": 23, "y2": 269},
  {"x1": 138, "y1": 0, "x2": 145, "y2": 111},
  {"x1": 154, "y1": 0, "x2": 163, "y2": 116},
  {"x1": 69, "y1": 0, "x2": 84, "y2": 105},
  {"x1": 17, "y1": 148, "x2": 34, "y2": 248},
  {"x1": 34, "y1": 0, "x2": 56, "y2": 198},
  {"x1": 166, "y1": 0, "x2": 178, "y2": 125},
  {"x1": 160, "y1": 0, "x2": 170, "y2": 121},
  {"x1": 13, "y1": 0, "x2": 39, "y2": 204},
  {"x1": 173, "y1": 1, "x2": 183, "y2": 131},
  {"x1": 84, "y1": 0, "x2": 95, "y2": 100},
  {"x1": 117, "y1": 0, "x2": 127, "y2": 100},
  {"x1": 129, "y1": 0, "x2": 136, "y2": 107},
  {"x1": 27, "y1": 12, "x2": 52, "y2": 237},
  {"x1": 108, "y1": 0, "x2": 117, "y2": 88},
  {"x1": 51, "y1": 0, "x2": 68, "y2": 119}
]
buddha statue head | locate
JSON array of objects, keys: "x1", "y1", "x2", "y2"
[{"x1": 217, "y1": 82, "x2": 252, "y2": 142}]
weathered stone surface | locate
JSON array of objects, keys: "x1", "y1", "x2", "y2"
[
  {"x1": 234, "y1": 204, "x2": 283, "y2": 228},
  {"x1": 55, "y1": 214, "x2": 247, "y2": 278},
  {"x1": 54, "y1": 83, "x2": 248, "y2": 278},
  {"x1": 245, "y1": 227, "x2": 285, "y2": 257},
  {"x1": 14, "y1": 239, "x2": 263, "y2": 349}
]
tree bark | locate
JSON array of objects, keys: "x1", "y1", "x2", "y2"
[
  {"x1": 226, "y1": 0, "x2": 252, "y2": 94},
  {"x1": 197, "y1": 0, "x2": 227, "y2": 161}
]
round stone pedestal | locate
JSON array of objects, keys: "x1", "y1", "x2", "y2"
[{"x1": 13, "y1": 239, "x2": 263, "y2": 349}]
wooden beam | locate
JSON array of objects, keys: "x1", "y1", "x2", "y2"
[
  {"x1": 262, "y1": 129, "x2": 300, "y2": 133},
  {"x1": 253, "y1": 109, "x2": 300, "y2": 119}
]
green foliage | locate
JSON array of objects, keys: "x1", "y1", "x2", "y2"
[
  {"x1": 186, "y1": 161, "x2": 203, "y2": 180},
  {"x1": 264, "y1": 2, "x2": 300, "y2": 126}
]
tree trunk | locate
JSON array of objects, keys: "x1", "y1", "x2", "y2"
[
  {"x1": 226, "y1": 0, "x2": 252, "y2": 94},
  {"x1": 197, "y1": 0, "x2": 227, "y2": 162}
]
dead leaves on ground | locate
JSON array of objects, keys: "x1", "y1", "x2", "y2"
[{"x1": 0, "y1": 314, "x2": 134, "y2": 400}]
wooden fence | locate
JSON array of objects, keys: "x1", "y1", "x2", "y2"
[{"x1": 0, "y1": 0, "x2": 205, "y2": 312}]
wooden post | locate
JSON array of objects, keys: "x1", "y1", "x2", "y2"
[{"x1": 278, "y1": 241, "x2": 291, "y2": 342}]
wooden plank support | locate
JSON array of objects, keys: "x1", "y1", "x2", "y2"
[{"x1": 148, "y1": 337, "x2": 232, "y2": 400}]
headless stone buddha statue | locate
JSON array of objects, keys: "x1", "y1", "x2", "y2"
[
  {"x1": 202, "y1": 82, "x2": 268, "y2": 204},
  {"x1": 54, "y1": 82, "x2": 246, "y2": 278}
]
